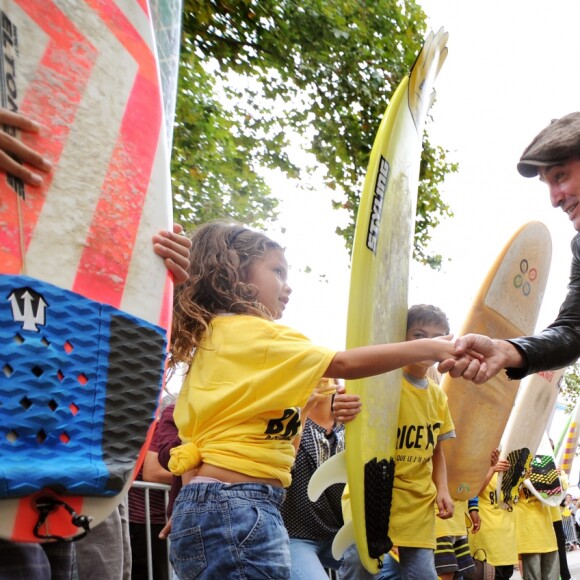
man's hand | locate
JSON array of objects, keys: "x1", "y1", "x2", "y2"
[
  {"x1": 437, "y1": 334, "x2": 523, "y2": 384},
  {"x1": 0, "y1": 109, "x2": 52, "y2": 186},
  {"x1": 153, "y1": 224, "x2": 191, "y2": 285}
]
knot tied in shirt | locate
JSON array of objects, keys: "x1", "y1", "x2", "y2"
[{"x1": 168, "y1": 442, "x2": 202, "y2": 475}]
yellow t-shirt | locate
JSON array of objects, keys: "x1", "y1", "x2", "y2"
[
  {"x1": 468, "y1": 473, "x2": 518, "y2": 567},
  {"x1": 435, "y1": 499, "x2": 468, "y2": 537},
  {"x1": 172, "y1": 315, "x2": 336, "y2": 487},
  {"x1": 515, "y1": 484, "x2": 558, "y2": 554},
  {"x1": 343, "y1": 375, "x2": 454, "y2": 549}
]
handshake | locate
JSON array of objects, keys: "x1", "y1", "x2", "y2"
[{"x1": 438, "y1": 334, "x2": 525, "y2": 384}]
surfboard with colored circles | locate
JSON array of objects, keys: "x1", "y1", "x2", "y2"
[
  {"x1": 0, "y1": 0, "x2": 174, "y2": 542},
  {"x1": 441, "y1": 221, "x2": 552, "y2": 502},
  {"x1": 496, "y1": 368, "x2": 564, "y2": 509},
  {"x1": 308, "y1": 28, "x2": 449, "y2": 574}
]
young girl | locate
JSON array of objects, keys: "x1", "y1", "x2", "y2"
[{"x1": 167, "y1": 221, "x2": 461, "y2": 580}]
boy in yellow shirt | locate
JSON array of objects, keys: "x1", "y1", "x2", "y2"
[{"x1": 333, "y1": 304, "x2": 455, "y2": 579}]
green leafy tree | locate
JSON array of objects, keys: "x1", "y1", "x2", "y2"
[
  {"x1": 172, "y1": 0, "x2": 456, "y2": 265},
  {"x1": 560, "y1": 362, "x2": 580, "y2": 414}
]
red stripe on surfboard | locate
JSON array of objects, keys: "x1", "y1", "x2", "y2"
[
  {"x1": 11, "y1": 495, "x2": 85, "y2": 542},
  {"x1": 137, "y1": 0, "x2": 150, "y2": 16},
  {"x1": 72, "y1": 75, "x2": 162, "y2": 306},
  {"x1": 72, "y1": 0, "x2": 162, "y2": 308},
  {"x1": 0, "y1": 1, "x2": 96, "y2": 273},
  {"x1": 159, "y1": 275, "x2": 173, "y2": 334},
  {"x1": 85, "y1": 0, "x2": 158, "y2": 83}
]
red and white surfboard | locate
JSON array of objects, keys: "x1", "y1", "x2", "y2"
[{"x1": 0, "y1": 0, "x2": 173, "y2": 541}]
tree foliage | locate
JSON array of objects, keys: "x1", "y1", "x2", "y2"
[
  {"x1": 172, "y1": 0, "x2": 456, "y2": 265},
  {"x1": 560, "y1": 362, "x2": 580, "y2": 414}
]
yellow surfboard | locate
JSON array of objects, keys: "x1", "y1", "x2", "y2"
[
  {"x1": 308, "y1": 29, "x2": 448, "y2": 573},
  {"x1": 442, "y1": 221, "x2": 552, "y2": 502}
]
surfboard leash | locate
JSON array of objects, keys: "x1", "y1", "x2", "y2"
[
  {"x1": 33, "y1": 496, "x2": 92, "y2": 542},
  {"x1": 16, "y1": 193, "x2": 26, "y2": 276}
]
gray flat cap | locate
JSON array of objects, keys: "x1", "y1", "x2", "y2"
[{"x1": 517, "y1": 112, "x2": 580, "y2": 177}]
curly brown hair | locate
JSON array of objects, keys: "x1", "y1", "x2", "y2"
[{"x1": 170, "y1": 220, "x2": 283, "y2": 366}]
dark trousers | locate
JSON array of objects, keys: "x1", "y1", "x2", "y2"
[
  {"x1": 554, "y1": 519, "x2": 572, "y2": 580},
  {"x1": 129, "y1": 522, "x2": 169, "y2": 580},
  {"x1": 494, "y1": 564, "x2": 514, "y2": 579},
  {"x1": 0, "y1": 539, "x2": 74, "y2": 580}
]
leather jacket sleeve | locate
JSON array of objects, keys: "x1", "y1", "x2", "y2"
[{"x1": 505, "y1": 233, "x2": 580, "y2": 380}]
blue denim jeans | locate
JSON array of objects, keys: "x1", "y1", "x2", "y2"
[
  {"x1": 398, "y1": 547, "x2": 437, "y2": 580},
  {"x1": 338, "y1": 543, "x2": 401, "y2": 579},
  {"x1": 169, "y1": 482, "x2": 289, "y2": 579},
  {"x1": 289, "y1": 537, "x2": 342, "y2": 580},
  {"x1": 339, "y1": 543, "x2": 436, "y2": 580}
]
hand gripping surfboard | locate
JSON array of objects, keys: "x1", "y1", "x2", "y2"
[
  {"x1": 308, "y1": 29, "x2": 448, "y2": 574},
  {"x1": 0, "y1": 0, "x2": 173, "y2": 541},
  {"x1": 441, "y1": 221, "x2": 552, "y2": 502},
  {"x1": 496, "y1": 368, "x2": 564, "y2": 509}
]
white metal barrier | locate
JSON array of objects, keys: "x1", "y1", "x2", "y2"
[
  {"x1": 563, "y1": 514, "x2": 579, "y2": 551},
  {"x1": 130, "y1": 480, "x2": 172, "y2": 580}
]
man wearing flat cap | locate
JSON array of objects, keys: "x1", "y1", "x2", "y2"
[{"x1": 440, "y1": 113, "x2": 580, "y2": 383}]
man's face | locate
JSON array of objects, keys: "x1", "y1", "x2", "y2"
[{"x1": 539, "y1": 158, "x2": 580, "y2": 231}]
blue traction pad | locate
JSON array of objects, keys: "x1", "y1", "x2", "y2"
[{"x1": 0, "y1": 275, "x2": 167, "y2": 498}]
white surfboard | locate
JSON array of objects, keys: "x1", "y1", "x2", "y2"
[{"x1": 496, "y1": 369, "x2": 564, "y2": 509}]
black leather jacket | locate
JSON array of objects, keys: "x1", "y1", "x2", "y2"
[{"x1": 506, "y1": 233, "x2": 580, "y2": 379}]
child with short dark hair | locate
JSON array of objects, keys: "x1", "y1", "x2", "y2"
[{"x1": 334, "y1": 304, "x2": 456, "y2": 580}]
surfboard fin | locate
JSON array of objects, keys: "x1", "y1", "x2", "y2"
[
  {"x1": 307, "y1": 450, "x2": 347, "y2": 502},
  {"x1": 332, "y1": 519, "x2": 356, "y2": 560}
]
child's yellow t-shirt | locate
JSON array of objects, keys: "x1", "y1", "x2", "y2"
[
  {"x1": 515, "y1": 485, "x2": 558, "y2": 554},
  {"x1": 343, "y1": 375, "x2": 454, "y2": 549},
  {"x1": 171, "y1": 315, "x2": 336, "y2": 487},
  {"x1": 468, "y1": 473, "x2": 518, "y2": 566},
  {"x1": 435, "y1": 499, "x2": 469, "y2": 537}
]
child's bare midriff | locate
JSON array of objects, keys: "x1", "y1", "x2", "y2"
[{"x1": 183, "y1": 463, "x2": 283, "y2": 488}]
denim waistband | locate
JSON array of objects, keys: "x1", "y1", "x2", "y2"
[{"x1": 177, "y1": 481, "x2": 286, "y2": 507}]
